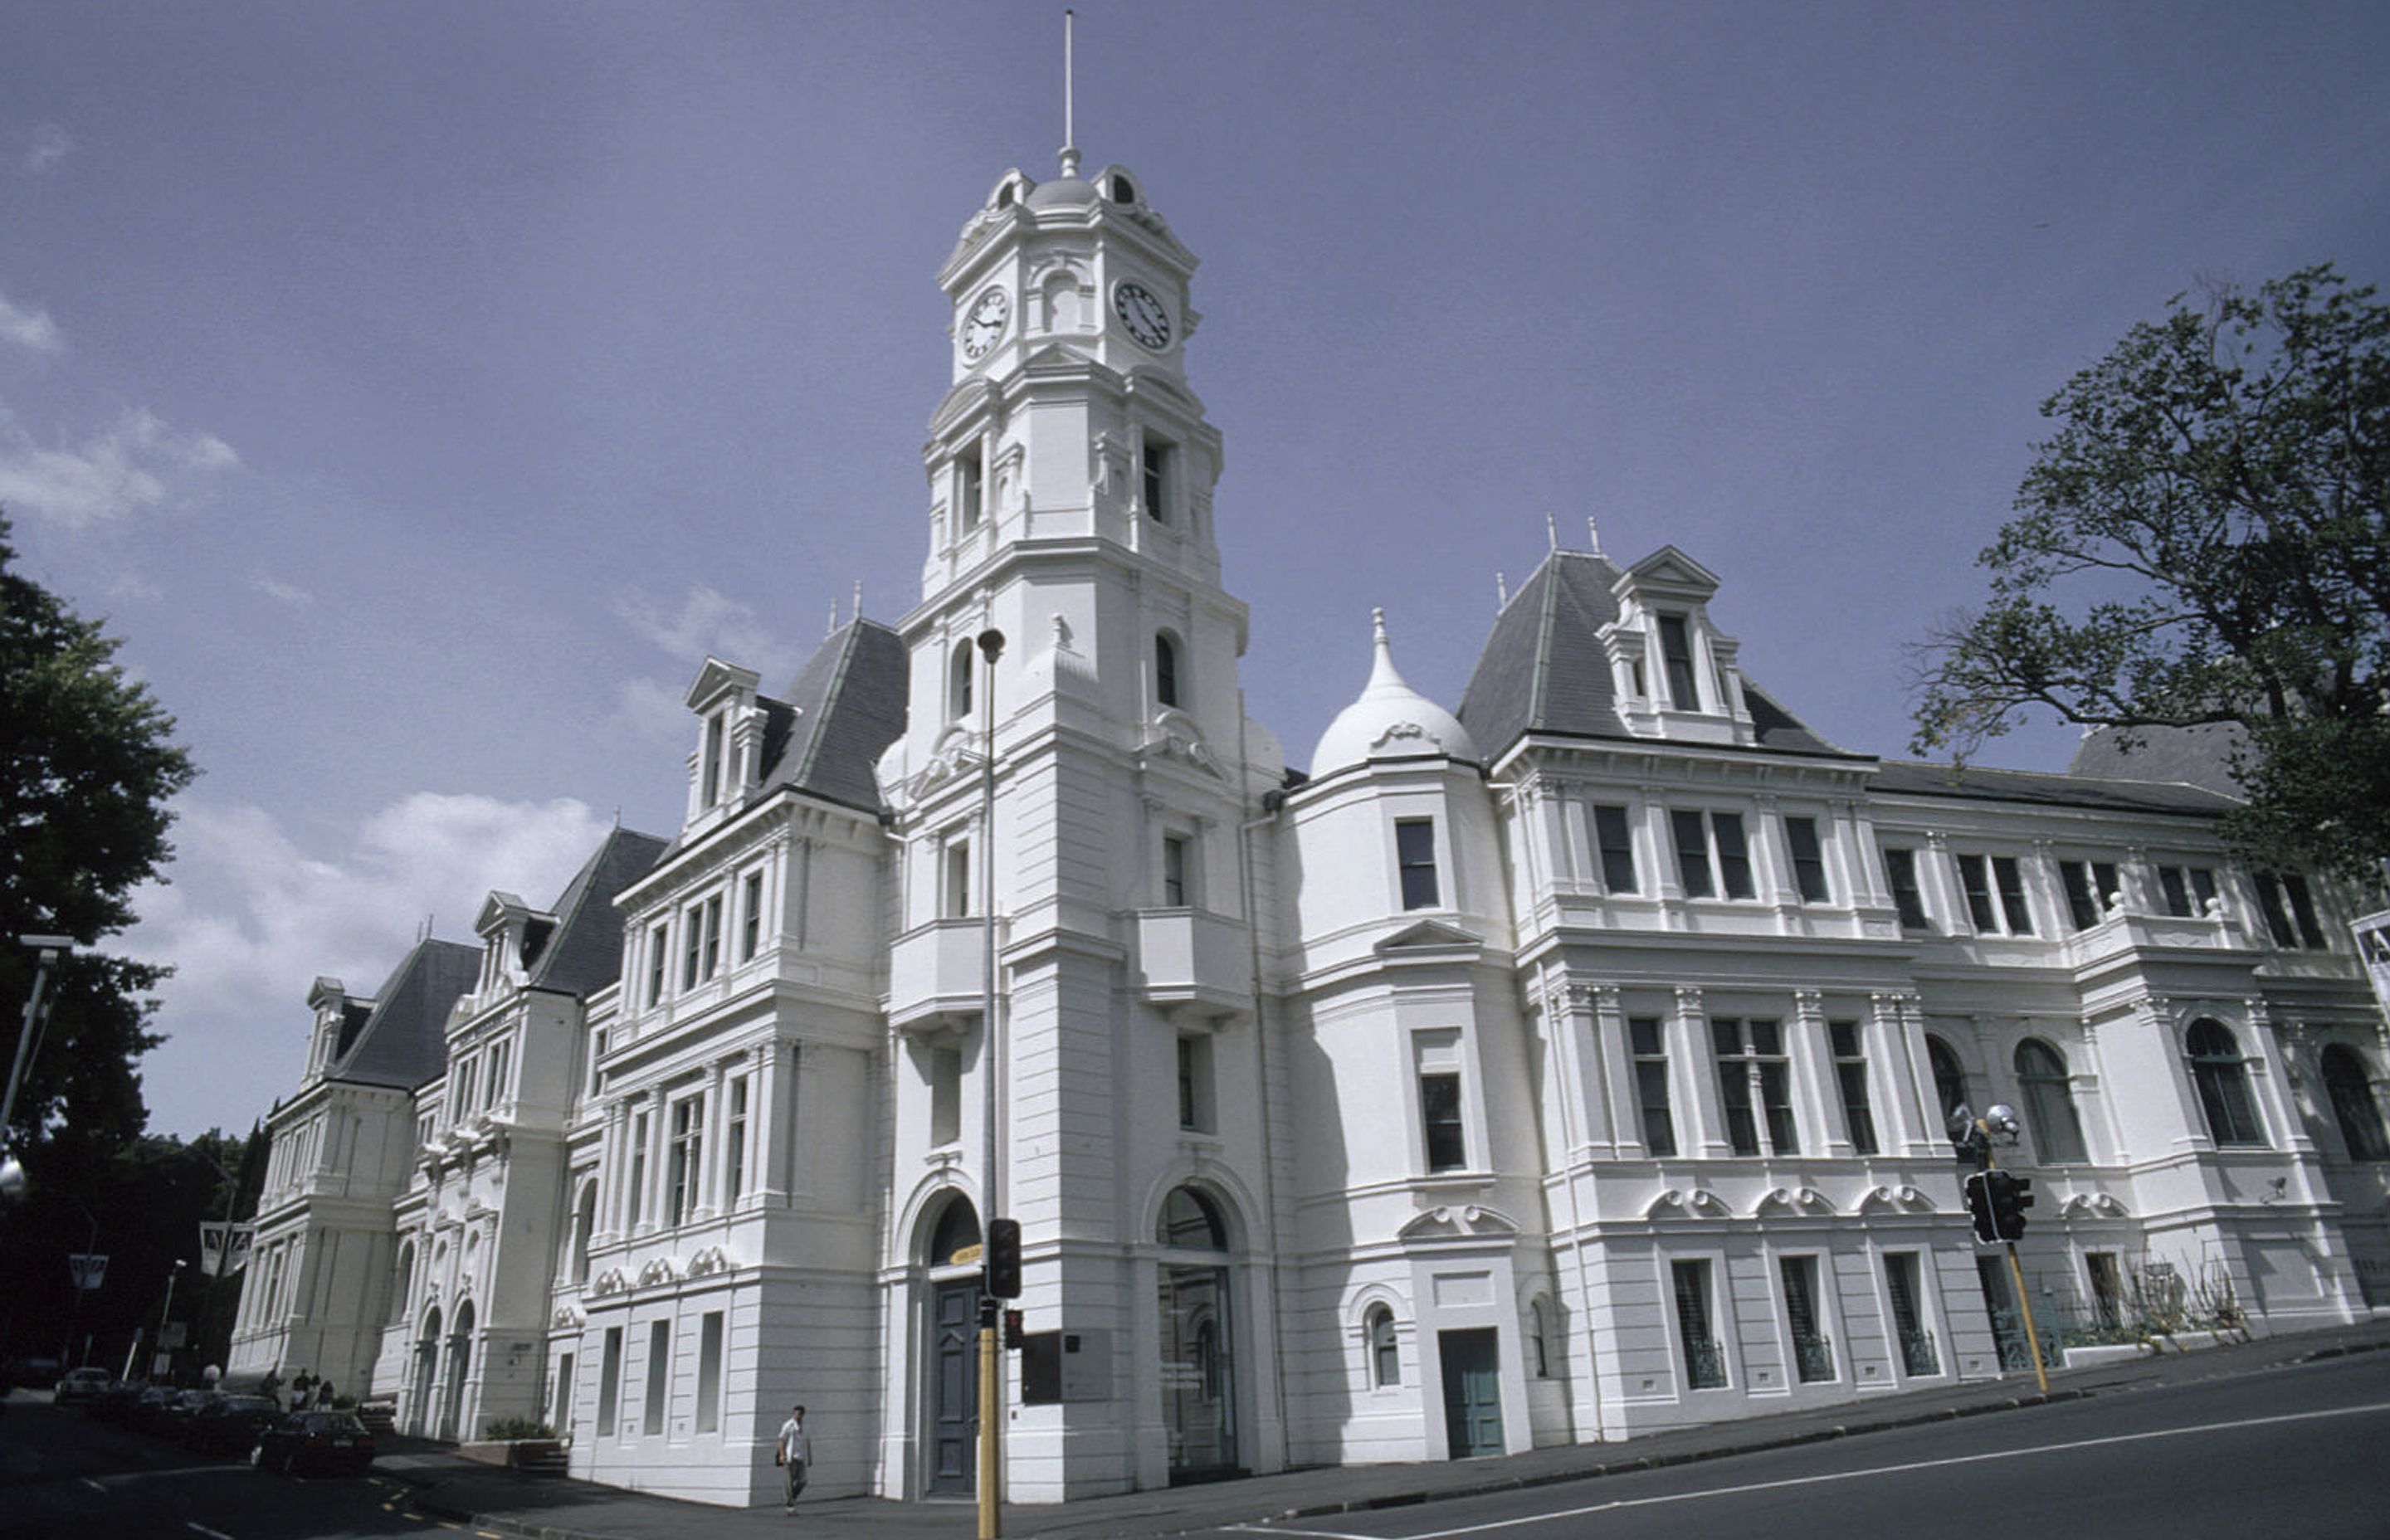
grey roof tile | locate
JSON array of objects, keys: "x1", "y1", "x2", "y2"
[
  {"x1": 525, "y1": 826, "x2": 669, "y2": 997},
  {"x1": 1872, "y1": 758, "x2": 2241, "y2": 816},
  {"x1": 325, "y1": 938, "x2": 479, "y2": 1091},
  {"x1": 754, "y1": 619, "x2": 910, "y2": 814}
]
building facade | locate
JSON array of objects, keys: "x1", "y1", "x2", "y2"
[{"x1": 228, "y1": 146, "x2": 2390, "y2": 1507}]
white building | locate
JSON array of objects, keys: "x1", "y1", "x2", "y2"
[{"x1": 229, "y1": 143, "x2": 2390, "y2": 1507}]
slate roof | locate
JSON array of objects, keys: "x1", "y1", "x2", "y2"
[
  {"x1": 2066, "y1": 720, "x2": 2250, "y2": 799},
  {"x1": 524, "y1": 826, "x2": 669, "y2": 997},
  {"x1": 753, "y1": 618, "x2": 910, "y2": 815},
  {"x1": 1454, "y1": 549, "x2": 1853, "y2": 763},
  {"x1": 1871, "y1": 759, "x2": 2241, "y2": 817},
  {"x1": 324, "y1": 938, "x2": 479, "y2": 1091}
]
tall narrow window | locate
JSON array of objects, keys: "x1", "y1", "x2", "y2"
[
  {"x1": 1993, "y1": 857, "x2": 2033, "y2": 934},
  {"x1": 667, "y1": 1096, "x2": 705, "y2": 1226},
  {"x1": 1163, "y1": 834, "x2": 1190, "y2": 907},
  {"x1": 2060, "y1": 860, "x2": 2119, "y2": 930},
  {"x1": 2322, "y1": 1045, "x2": 2390, "y2": 1162},
  {"x1": 695, "y1": 1313, "x2": 724, "y2": 1435},
  {"x1": 1884, "y1": 1253, "x2": 1938, "y2": 1376},
  {"x1": 1395, "y1": 819, "x2": 1441, "y2": 909},
  {"x1": 1529, "y1": 1299, "x2": 1552, "y2": 1377},
  {"x1": 1926, "y1": 1036, "x2": 1968, "y2": 1123},
  {"x1": 1785, "y1": 816, "x2": 1830, "y2": 903},
  {"x1": 1671, "y1": 810, "x2": 1714, "y2": 898},
  {"x1": 1712, "y1": 814, "x2": 1753, "y2": 899},
  {"x1": 588, "y1": 1029, "x2": 608, "y2": 1098},
  {"x1": 1884, "y1": 846, "x2": 1931, "y2": 931},
  {"x1": 1155, "y1": 632, "x2": 1181, "y2": 709},
  {"x1": 2015, "y1": 1039, "x2": 2087, "y2": 1163},
  {"x1": 1593, "y1": 803, "x2": 1638, "y2": 893},
  {"x1": 1830, "y1": 1020, "x2": 1877, "y2": 1155},
  {"x1": 702, "y1": 713, "x2": 726, "y2": 807},
  {"x1": 2087, "y1": 1252, "x2": 2126, "y2": 1328},
  {"x1": 627, "y1": 1111, "x2": 650, "y2": 1226},
  {"x1": 646, "y1": 922, "x2": 668, "y2": 1006},
  {"x1": 1368, "y1": 1305, "x2": 1400, "y2": 1387},
  {"x1": 944, "y1": 836, "x2": 972, "y2": 919},
  {"x1": 681, "y1": 903, "x2": 704, "y2": 989},
  {"x1": 1671, "y1": 1259, "x2": 1725, "y2": 1388},
  {"x1": 724, "y1": 1075, "x2": 749, "y2": 1201},
  {"x1": 1657, "y1": 613, "x2": 1702, "y2": 709},
  {"x1": 1177, "y1": 1033, "x2": 1214, "y2": 1133},
  {"x1": 956, "y1": 445, "x2": 984, "y2": 530},
  {"x1": 643, "y1": 1319, "x2": 670, "y2": 1436},
  {"x1": 741, "y1": 870, "x2": 763, "y2": 960},
  {"x1": 700, "y1": 894, "x2": 724, "y2": 978},
  {"x1": 1419, "y1": 1071, "x2": 1466, "y2": 1172},
  {"x1": 1142, "y1": 435, "x2": 1173, "y2": 523},
  {"x1": 1781, "y1": 1255, "x2": 1833, "y2": 1382},
  {"x1": 597, "y1": 1327, "x2": 623, "y2": 1438},
  {"x1": 2256, "y1": 871, "x2": 2328, "y2": 948},
  {"x1": 950, "y1": 640, "x2": 974, "y2": 719},
  {"x1": 2187, "y1": 1019, "x2": 2266, "y2": 1147},
  {"x1": 930, "y1": 1045, "x2": 962, "y2": 1147},
  {"x1": 1712, "y1": 1017, "x2": 1796, "y2": 1155},
  {"x1": 1629, "y1": 1016, "x2": 1676, "y2": 1157}
]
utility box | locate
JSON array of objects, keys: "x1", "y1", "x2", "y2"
[{"x1": 1020, "y1": 1328, "x2": 1110, "y2": 1404}]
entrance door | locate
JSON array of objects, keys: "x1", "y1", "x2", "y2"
[
  {"x1": 1439, "y1": 1328, "x2": 1504, "y2": 1459},
  {"x1": 928, "y1": 1279, "x2": 980, "y2": 1495},
  {"x1": 1159, "y1": 1264, "x2": 1237, "y2": 1480}
]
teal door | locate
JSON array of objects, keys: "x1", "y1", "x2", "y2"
[
  {"x1": 1438, "y1": 1329, "x2": 1505, "y2": 1459},
  {"x1": 929, "y1": 1280, "x2": 979, "y2": 1494}
]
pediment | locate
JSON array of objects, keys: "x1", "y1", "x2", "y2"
[
  {"x1": 1136, "y1": 708, "x2": 1223, "y2": 778},
  {"x1": 685, "y1": 656, "x2": 761, "y2": 713},
  {"x1": 1121, "y1": 365, "x2": 1204, "y2": 417},
  {"x1": 1022, "y1": 340, "x2": 1101, "y2": 377},
  {"x1": 1373, "y1": 919, "x2": 1482, "y2": 959},
  {"x1": 1619, "y1": 543, "x2": 1722, "y2": 597},
  {"x1": 1397, "y1": 1204, "x2": 1519, "y2": 1242},
  {"x1": 925, "y1": 374, "x2": 997, "y2": 440}
]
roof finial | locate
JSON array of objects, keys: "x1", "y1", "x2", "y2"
[
  {"x1": 1544, "y1": 510, "x2": 1557, "y2": 551},
  {"x1": 851, "y1": 579, "x2": 863, "y2": 625},
  {"x1": 1587, "y1": 515, "x2": 1604, "y2": 558},
  {"x1": 1372, "y1": 606, "x2": 1388, "y2": 647},
  {"x1": 1495, "y1": 570, "x2": 1509, "y2": 608},
  {"x1": 827, "y1": 601, "x2": 838, "y2": 639},
  {"x1": 1058, "y1": 10, "x2": 1080, "y2": 180}
]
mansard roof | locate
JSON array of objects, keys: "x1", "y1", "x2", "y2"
[
  {"x1": 524, "y1": 825, "x2": 669, "y2": 997},
  {"x1": 324, "y1": 938, "x2": 478, "y2": 1091},
  {"x1": 1872, "y1": 759, "x2": 2241, "y2": 817},
  {"x1": 753, "y1": 617, "x2": 910, "y2": 816},
  {"x1": 2066, "y1": 720, "x2": 2250, "y2": 799},
  {"x1": 1455, "y1": 548, "x2": 1848, "y2": 763}
]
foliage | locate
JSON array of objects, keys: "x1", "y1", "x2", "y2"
[
  {"x1": 1911, "y1": 266, "x2": 2390, "y2": 881},
  {"x1": 483, "y1": 1416, "x2": 557, "y2": 1441},
  {"x1": 0, "y1": 511, "x2": 198, "y2": 1151}
]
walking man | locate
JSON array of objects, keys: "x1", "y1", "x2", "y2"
[{"x1": 774, "y1": 1403, "x2": 811, "y2": 1514}]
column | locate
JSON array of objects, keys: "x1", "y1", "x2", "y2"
[
  {"x1": 1789, "y1": 989, "x2": 1841, "y2": 1156},
  {"x1": 1672, "y1": 987, "x2": 1725, "y2": 1157},
  {"x1": 702, "y1": 1058, "x2": 731, "y2": 1217}
]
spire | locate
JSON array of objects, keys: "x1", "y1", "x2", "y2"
[
  {"x1": 1544, "y1": 510, "x2": 1557, "y2": 551},
  {"x1": 1495, "y1": 570, "x2": 1509, "y2": 608},
  {"x1": 1587, "y1": 515, "x2": 1605, "y2": 558},
  {"x1": 1368, "y1": 606, "x2": 1398, "y2": 689},
  {"x1": 1058, "y1": 9, "x2": 1080, "y2": 179}
]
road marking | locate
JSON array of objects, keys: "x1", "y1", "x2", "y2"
[
  {"x1": 1290, "y1": 1398, "x2": 2390, "y2": 1540},
  {"x1": 78, "y1": 1478, "x2": 105, "y2": 1494},
  {"x1": 1250, "y1": 1528, "x2": 1383, "y2": 1539},
  {"x1": 185, "y1": 1525, "x2": 235, "y2": 1540}
]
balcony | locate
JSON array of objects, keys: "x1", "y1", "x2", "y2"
[
  {"x1": 888, "y1": 917, "x2": 1006, "y2": 1037},
  {"x1": 1131, "y1": 909, "x2": 1253, "y2": 1029}
]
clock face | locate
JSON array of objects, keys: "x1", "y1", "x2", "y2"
[
  {"x1": 961, "y1": 288, "x2": 1009, "y2": 361},
  {"x1": 1112, "y1": 280, "x2": 1171, "y2": 350}
]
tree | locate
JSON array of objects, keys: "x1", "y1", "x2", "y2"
[
  {"x1": 1911, "y1": 266, "x2": 2390, "y2": 883},
  {"x1": 1, "y1": 511, "x2": 198, "y2": 1153}
]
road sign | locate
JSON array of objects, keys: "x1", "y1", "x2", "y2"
[
  {"x1": 66, "y1": 1253, "x2": 108, "y2": 1291},
  {"x1": 159, "y1": 1322, "x2": 188, "y2": 1349}
]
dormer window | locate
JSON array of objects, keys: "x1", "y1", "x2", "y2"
[
  {"x1": 1110, "y1": 173, "x2": 1136, "y2": 203},
  {"x1": 702, "y1": 713, "x2": 728, "y2": 807},
  {"x1": 1657, "y1": 613, "x2": 1702, "y2": 710}
]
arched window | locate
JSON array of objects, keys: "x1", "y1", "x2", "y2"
[
  {"x1": 2187, "y1": 1019, "x2": 2267, "y2": 1148},
  {"x1": 950, "y1": 640, "x2": 974, "y2": 721},
  {"x1": 1926, "y1": 1036, "x2": 1968, "y2": 1123},
  {"x1": 1155, "y1": 632, "x2": 1181, "y2": 709},
  {"x1": 929, "y1": 1196, "x2": 983, "y2": 1268},
  {"x1": 2014, "y1": 1040, "x2": 2088, "y2": 1163},
  {"x1": 1157, "y1": 1185, "x2": 1228, "y2": 1250},
  {"x1": 1110, "y1": 173, "x2": 1136, "y2": 203},
  {"x1": 1367, "y1": 1305, "x2": 1399, "y2": 1387},
  {"x1": 2322, "y1": 1045, "x2": 2390, "y2": 1162}
]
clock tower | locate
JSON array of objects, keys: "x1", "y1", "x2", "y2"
[{"x1": 876, "y1": 147, "x2": 1285, "y2": 1499}]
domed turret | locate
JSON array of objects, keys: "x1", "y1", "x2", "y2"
[{"x1": 1310, "y1": 610, "x2": 1479, "y2": 776}]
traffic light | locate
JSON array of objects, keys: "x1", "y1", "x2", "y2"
[
  {"x1": 1964, "y1": 1171, "x2": 1999, "y2": 1243},
  {"x1": 986, "y1": 1216, "x2": 1022, "y2": 1299},
  {"x1": 1987, "y1": 1170, "x2": 2033, "y2": 1241},
  {"x1": 1002, "y1": 1308, "x2": 1024, "y2": 1350}
]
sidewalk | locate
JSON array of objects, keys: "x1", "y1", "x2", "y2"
[{"x1": 380, "y1": 1318, "x2": 2390, "y2": 1540}]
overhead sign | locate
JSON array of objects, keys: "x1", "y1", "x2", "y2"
[
  {"x1": 66, "y1": 1253, "x2": 108, "y2": 1291},
  {"x1": 198, "y1": 1222, "x2": 257, "y2": 1277}
]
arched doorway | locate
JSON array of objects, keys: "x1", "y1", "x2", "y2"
[
  {"x1": 440, "y1": 1298, "x2": 476, "y2": 1442},
  {"x1": 409, "y1": 1306, "x2": 441, "y2": 1438},
  {"x1": 1155, "y1": 1185, "x2": 1239, "y2": 1482},
  {"x1": 921, "y1": 1196, "x2": 982, "y2": 1496}
]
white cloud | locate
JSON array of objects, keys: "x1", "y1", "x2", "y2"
[
  {"x1": 0, "y1": 289, "x2": 62, "y2": 353},
  {"x1": 22, "y1": 124, "x2": 71, "y2": 176},
  {"x1": 0, "y1": 407, "x2": 238, "y2": 529},
  {"x1": 124, "y1": 791, "x2": 613, "y2": 1134},
  {"x1": 611, "y1": 675, "x2": 691, "y2": 748},
  {"x1": 614, "y1": 582, "x2": 801, "y2": 679},
  {"x1": 252, "y1": 574, "x2": 315, "y2": 606}
]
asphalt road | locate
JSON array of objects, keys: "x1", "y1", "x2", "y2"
[
  {"x1": 0, "y1": 1396, "x2": 441, "y2": 1540},
  {"x1": 1212, "y1": 1352, "x2": 2390, "y2": 1540}
]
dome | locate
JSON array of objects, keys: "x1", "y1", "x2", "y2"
[
  {"x1": 1310, "y1": 610, "x2": 1479, "y2": 776},
  {"x1": 1025, "y1": 177, "x2": 1099, "y2": 211}
]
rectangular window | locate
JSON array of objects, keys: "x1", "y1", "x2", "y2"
[
  {"x1": 1671, "y1": 1259, "x2": 1726, "y2": 1388},
  {"x1": 681, "y1": 904, "x2": 704, "y2": 988},
  {"x1": 2087, "y1": 1253, "x2": 2125, "y2": 1328},
  {"x1": 958, "y1": 445, "x2": 984, "y2": 530},
  {"x1": 1785, "y1": 816, "x2": 1829, "y2": 903},
  {"x1": 930, "y1": 1045, "x2": 962, "y2": 1147},
  {"x1": 695, "y1": 1313, "x2": 724, "y2": 1435},
  {"x1": 552, "y1": 1352, "x2": 574, "y2": 1432},
  {"x1": 724, "y1": 1075, "x2": 749, "y2": 1203},
  {"x1": 1883, "y1": 846, "x2": 1930, "y2": 931},
  {"x1": 1958, "y1": 854, "x2": 1997, "y2": 932},
  {"x1": 944, "y1": 836, "x2": 972, "y2": 919},
  {"x1": 643, "y1": 1319, "x2": 670, "y2": 1436},
  {"x1": 1671, "y1": 810, "x2": 1714, "y2": 898},
  {"x1": 667, "y1": 1096, "x2": 705, "y2": 1226},
  {"x1": 628, "y1": 1111, "x2": 650, "y2": 1227},
  {"x1": 1884, "y1": 1253, "x2": 1939, "y2": 1376},
  {"x1": 1993, "y1": 857, "x2": 2033, "y2": 934},
  {"x1": 1177, "y1": 1032, "x2": 1215, "y2": 1133},
  {"x1": 1419, "y1": 1071, "x2": 1466, "y2": 1172},
  {"x1": 1657, "y1": 613, "x2": 1702, "y2": 710},
  {"x1": 1142, "y1": 435, "x2": 1173, "y2": 524},
  {"x1": 646, "y1": 922, "x2": 668, "y2": 1006},
  {"x1": 1395, "y1": 819, "x2": 1441, "y2": 910},
  {"x1": 1163, "y1": 834, "x2": 1190, "y2": 907},
  {"x1": 1830, "y1": 1020, "x2": 1877, "y2": 1154},
  {"x1": 1593, "y1": 803, "x2": 1638, "y2": 893},
  {"x1": 1673, "y1": 811, "x2": 1753, "y2": 899},
  {"x1": 2060, "y1": 860, "x2": 2119, "y2": 931},
  {"x1": 700, "y1": 894, "x2": 724, "y2": 978},
  {"x1": 702, "y1": 714, "x2": 726, "y2": 807},
  {"x1": 741, "y1": 870, "x2": 763, "y2": 961},
  {"x1": 1781, "y1": 1255, "x2": 1833, "y2": 1383},
  {"x1": 598, "y1": 1327, "x2": 622, "y2": 1438},
  {"x1": 485, "y1": 1037, "x2": 510, "y2": 1109},
  {"x1": 1629, "y1": 1016, "x2": 1675, "y2": 1157},
  {"x1": 1711, "y1": 1017, "x2": 1796, "y2": 1156},
  {"x1": 2282, "y1": 872, "x2": 2328, "y2": 948},
  {"x1": 1713, "y1": 813, "x2": 1754, "y2": 899},
  {"x1": 588, "y1": 1029, "x2": 609, "y2": 1097},
  {"x1": 1958, "y1": 854, "x2": 2032, "y2": 934}
]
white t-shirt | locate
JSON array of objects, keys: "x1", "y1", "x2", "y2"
[{"x1": 778, "y1": 1419, "x2": 812, "y2": 1467}]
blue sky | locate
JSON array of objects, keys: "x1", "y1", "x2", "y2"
[{"x1": 3, "y1": 1, "x2": 2385, "y2": 1138}]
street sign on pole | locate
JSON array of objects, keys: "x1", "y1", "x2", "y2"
[{"x1": 66, "y1": 1253, "x2": 108, "y2": 1291}]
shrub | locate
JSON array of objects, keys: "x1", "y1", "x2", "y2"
[{"x1": 483, "y1": 1416, "x2": 556, "y2": 1441}]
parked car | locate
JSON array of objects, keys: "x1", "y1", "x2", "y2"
[
  {"x1": 139, "y1": 1387, "x2": 213, "y2": 1439},
  {"x1": 85, "y1": 1379, "x2": 147, "y2": 1422},
  {"x1": 251, "y1": 1410, "x2": 376, "y2": 1475},
  {"x1": 187, "y1": 1395, "x2": 283, "y2": 1455},
  {"x1": 53, "y1": 1367, "x2": 113, "y2": 1404},
  {"x1": 127, "y1": 1385, "x2": 182, "y2": 1435}
]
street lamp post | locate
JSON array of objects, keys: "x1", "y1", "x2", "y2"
[
  {"x1": 1953, "y1": 1103, "x2": 2051, "y2": 1394},
  {"x1": 2, "y1": 935, "x2": 76, "y2": 1177},
  {"x1": 973, "y1": 626, "x2": 1004, "y2": 1540}
]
